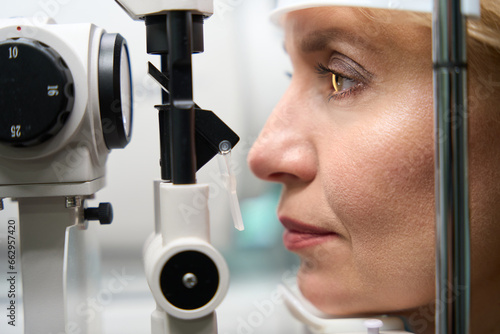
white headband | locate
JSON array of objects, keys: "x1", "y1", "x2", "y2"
[{"x1": 270, "y1": 0, "x2": 480, "y2": 25}]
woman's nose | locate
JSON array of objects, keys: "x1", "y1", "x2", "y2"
[{"x1": 247, "y1": 89, "x2": 317, "y2": 184}]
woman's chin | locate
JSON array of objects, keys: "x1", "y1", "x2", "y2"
[
  {"x1": 297, "y1": 267, "x2": 418, "y2": 318},
  {"x1": 297, "y1": 267, "x2": 360, "y2": 317}
]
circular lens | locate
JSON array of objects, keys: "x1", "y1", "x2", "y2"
[
  {"x1": 120, "y1": 45, "x2": 132, "y2": 138},
  {"x1": 98, "y1": 33, "x2": 133, "y2": 149}
]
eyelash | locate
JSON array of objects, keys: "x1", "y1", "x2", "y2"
[{"x1": 315, "y1": 63, "x2": 359, "y2": 101}]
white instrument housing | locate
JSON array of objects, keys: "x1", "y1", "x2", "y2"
[
  {"x1": 115, "y1": 0, "x2": 214, "y2": 20},
  {"x1": 0, "y1": 18, "x2": 108, "y2": 197}
]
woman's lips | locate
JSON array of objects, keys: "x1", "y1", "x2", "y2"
[{"x1": 280, "y1": 217, "x2": 338, "y2": 251}]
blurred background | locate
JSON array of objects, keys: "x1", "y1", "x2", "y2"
[{"x1": 0, "y1": 0, "x2": 304, "y2": 333}]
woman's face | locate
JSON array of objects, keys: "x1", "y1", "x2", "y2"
[{"x1": 248, "y1": 7, "x2": 438, "y2": 316}]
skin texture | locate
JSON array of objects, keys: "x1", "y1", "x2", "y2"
[{"x1": 247, "y1": 7, "x2": 500, "y2": 334}]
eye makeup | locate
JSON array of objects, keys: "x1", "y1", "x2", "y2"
[{"x1": 315, "y1": 52, "x2": 373, "y2": 102}]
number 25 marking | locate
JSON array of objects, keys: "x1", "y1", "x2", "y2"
[{"x1": 11, "y1": 125, "x2": 21, "y2": 138}]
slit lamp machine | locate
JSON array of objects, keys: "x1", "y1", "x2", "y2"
[{"x1": 0, "y1": 0, "x2": 480, "y2": 333}]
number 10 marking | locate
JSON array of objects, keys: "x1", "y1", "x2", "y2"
[{"x1": 9, "y1": 46, "x2": 18, "y2": 59}]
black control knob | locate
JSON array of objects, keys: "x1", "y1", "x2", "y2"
[
  {"x1": 160, "y1": 251, "x2": 220, "y2": 310},
  {"x1": 84, "y1": 202, "x2": 113, "y2": 225},
  {"x1": 0, "y1": 38, "x2": 74, "y2": 147}
]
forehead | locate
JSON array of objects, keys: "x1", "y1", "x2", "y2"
[{"x1": 283, "y1": 7, "x2": 430, "y2": 55}]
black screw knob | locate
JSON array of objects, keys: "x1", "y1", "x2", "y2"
[{"x1": 84, "y1": 203, "x2": 113, "y2": 225}]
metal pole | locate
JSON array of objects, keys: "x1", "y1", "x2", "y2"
[
  {"x1": 432, "y1": 0, "x2": 471, "y2": 333},
  {"x1": 167, "y1": 11, "x2": 197, "y2": 185}
]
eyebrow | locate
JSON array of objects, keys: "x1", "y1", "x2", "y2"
[{"x1": 299, "y1": 28, "x2": 377, "y2": 53}]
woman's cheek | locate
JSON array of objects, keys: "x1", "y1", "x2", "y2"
[
  {"x1": 321, "y1": 110, "x2": 436, "y2": 277},
  {"x1": 323, "y1": 95, "x2": 435, "y2": 228}
]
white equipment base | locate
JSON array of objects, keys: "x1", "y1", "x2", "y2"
[{"x1": 18, "y1": 197, "x2": 101, "y2": 334}]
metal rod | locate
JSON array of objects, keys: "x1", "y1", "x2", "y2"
[
  {"x1": 432, "y1": 0, "x2": 471, "y2": 333},
  {"x1": 160, "y1": 54, "x2": 172, "y2": 181},
  {"x1": 145, "y1": 15, "x2": 173, "y2": 181},
  {"x1": 167, "y1": 11, "x2": 197, "y2": 184}
]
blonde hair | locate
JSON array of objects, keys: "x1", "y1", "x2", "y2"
[
  {"x1": 359, "y1": 1, "x2": 500, "y2": 116},
  {"x1": 361, "y1": 1, "x2": 500, "y2": 80},
  {"x1": 469, "y1": 0, "x2": 500, "y2": 52},
  {"x1": 407, "y1": 0, "x2": 500, "y2": 58},
  {"x1": 361, "y1": 1, "x2": 500, "y2": 54}
]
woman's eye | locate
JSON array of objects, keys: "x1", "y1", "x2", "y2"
[
  {"x1": 316, "y1": 62, "x2": 361, "y2": 101},
  {"x1": 332, "y1": 73, "x2": 356, "y2": 93}
]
